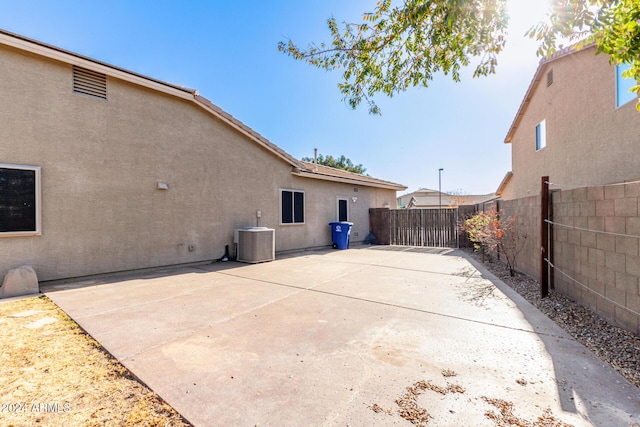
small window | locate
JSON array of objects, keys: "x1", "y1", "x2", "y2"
[
  {"x1": 337, "y1": 198, "x2": 348, "y2": 222},
  {"x1": 535, "y1": 120, "x2": 546, "y2": 151},
  {"x1": 616, "y1": 63, "x2": 635, "y2": 107},
  {"x1": 281, "y1": 189, "x2": 304, "y2": 224},
  {"x1": 0, "y1": 164, "x2": 41, "y2": 236},
  {"x1": 73, "y1": 66, "x2": 107, "y2": 100}
]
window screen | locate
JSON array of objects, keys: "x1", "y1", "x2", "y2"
[
  {"x1": 338, "y1": 199, "x2": 348, "y2": 222},
  {"x1": 281, "y1": 189, "x2": 304, "y2": 224},
  {"x1": 0, "y1": 165, "x2": 41, "y2": 235},
  {"x1": 293, "y1": 191, "x2": 304, "y2": 223}
]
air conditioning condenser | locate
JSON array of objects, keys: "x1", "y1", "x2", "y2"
[{"x1": 235, "y1": 227, "x2": 275, "y2": 263}]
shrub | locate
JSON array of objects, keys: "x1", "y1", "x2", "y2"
[{"x1": 462, "y1": 209, "x2": 526, "y2": 276}]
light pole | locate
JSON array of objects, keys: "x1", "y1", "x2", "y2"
[{"x1": 438, "y1": 168, "x2": 444, "y2": 210}]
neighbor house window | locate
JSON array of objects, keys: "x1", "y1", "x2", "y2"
[
  {"x1": 0, "y1": 164, "x2": 41, "y2": 236},
  {"x1": 535, "y1": 120, "x2": 546, "y2": 151},
  {"x1": 616, "y1": 63, "x2": 636, "y2": 108},
  {"x1": 337, "y1": 197, "x2": 348, "y2": 222},
  {"x1": 281, "y1": 189, "x2": 304, "y2": 224}
]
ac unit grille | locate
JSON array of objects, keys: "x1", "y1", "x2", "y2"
[{"x1": 237, "y1": 228, "x2": 275, "y2": 263}]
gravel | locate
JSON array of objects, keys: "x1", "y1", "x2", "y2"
[{"x1": 467, "y1": 250, "x2": 640, "y2": 388}]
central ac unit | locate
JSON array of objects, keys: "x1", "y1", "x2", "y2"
[{"x1": 234, "y1": 227, "x2": 275, "y2": 263}]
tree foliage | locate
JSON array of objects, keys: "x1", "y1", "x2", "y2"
[
  {"x1": 279, "y1": 0, "x2": 640, "y2": 114},
  {"x1": 528, "y1": 0, "x2": 640, "y2": 108},
  {"x1": 301, "y1": 154, "x2": 368, "y2": 175}
]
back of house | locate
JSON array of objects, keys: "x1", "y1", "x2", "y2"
[{"x1": 0, "y1": 29, "x2": 404, "y2": 283}]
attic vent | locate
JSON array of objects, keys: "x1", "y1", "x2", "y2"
[
  {"x1": 73, "y1": 66, "x2": 107, "y2": 100},
  {"x1": 546, "y1": 69, "x2": 554, "y2": 87}
]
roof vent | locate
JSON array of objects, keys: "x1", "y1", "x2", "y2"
[{"x1": 73, "y1": 66, "x2": 107, "y2": 100}]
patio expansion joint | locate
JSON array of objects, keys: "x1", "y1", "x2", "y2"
[{"x1": 116, "y1": 264, "x2": 377, "y2": 362}]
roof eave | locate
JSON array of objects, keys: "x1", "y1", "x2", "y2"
[
  {"x1": 194, "y1": 95, "x2": 301, "y2": 168},
  {"x1": 291, "y1": 169, "x2": 407, "y2": 191},
  {"x1": 504, "y1": 43, "x2": 596, "y2": 144},
  {"x1": 0, "y1": 29, "x2": 196, "y2": 100},
  {"x1": 496, "y1": 171, "x2": 513, "y2": 196},
  {"x1": 0, "y1": 29, "x2": 304, "y2": 169}
]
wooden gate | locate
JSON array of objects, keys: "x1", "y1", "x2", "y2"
[{"x1": 389, "y1": 208, "x2": 458, "y2": 248}]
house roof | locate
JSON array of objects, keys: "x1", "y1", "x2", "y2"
[
  {"x1": 294, "y1": 161, "x2": 407, "y2": 191},
  {"x1": 398, "y1": 188, "x2": 443, "y2": 198},
  {"x1": 504, "y1": 43, "x2": 595, "y2": 144},
  {"x1": 407, "y1": 193, "x2": 498, "y2": 208},
  {"x1": 0, "y1": 28, "x2": 405, "y2": 191},
  {"x1": 495, "y1": 171, "x2": 513, "y2": 196}
]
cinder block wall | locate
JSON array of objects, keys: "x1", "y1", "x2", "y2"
[
  {"x1": 498, "y1": 196, "x2": 541, "y2": 280},
  {"x1": 552, "y1": 183, "x2": 640, "y2": 334},
  {"x1": 475, "y1": 186, "x2": 640, "y2": 335}
]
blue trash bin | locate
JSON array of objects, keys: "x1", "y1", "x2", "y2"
[{"x1": 329, "y1": 222, "x2": 353, "y2": 249}]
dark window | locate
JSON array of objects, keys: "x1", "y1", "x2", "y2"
[
  {"x1": 338, "y1": 199, "x2": 348, "y2": 222},
  {"x1": 0, "y1": 165, "x2": 41, "y2": 235},
  {"x1": 281, "y1": 189, "x2": 304, "y2": 224},
  {"x1": 282, "y1": 191, "x2": 293, "y2": 223},
  {"x1": 294, "y1": 191, "x2": 304, "y2": 223}
]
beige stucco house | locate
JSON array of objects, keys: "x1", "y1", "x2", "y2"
[
  {"x1": 397, "y1": 188, "x2": 497, "y2": 209},
  {"x1": 498, "y1": 45, "x2": 639, "y2": 200},
  {"x1": 0, "y1": 29, "x2": 405, "y2": 282}
]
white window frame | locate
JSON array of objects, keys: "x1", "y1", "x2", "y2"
[
  {"x1": 280, "y1": 188, "x2": 305, "y2": 225},
  {"x1": 0, "y1": 163, "x2": 42, "y2": 237},
  {"x1": 535, "y1": 120, "x2": 546, "y2": 151},
  {"x1": 337, "y1": 197, "x2": 349, "y2": 222}
]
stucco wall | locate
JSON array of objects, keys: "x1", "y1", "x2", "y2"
[
  {"x1": 502, "y1": 47, "x2": 640, "y2": 200},
  {"x1": 0, "y1": 45, "x2": 396, "y2": 281}
]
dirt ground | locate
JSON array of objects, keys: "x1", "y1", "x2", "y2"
[{"x1": 0, "y1": 295, "x2": 191, "y2": 427}]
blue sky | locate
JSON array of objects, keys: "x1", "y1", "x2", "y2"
[{"x1": 1, "y1": 1, "x2": 550, "y2": 196}]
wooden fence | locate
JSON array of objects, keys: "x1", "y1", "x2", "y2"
[{"x1": 389, "y1": 208, "x2": 459, "y2": 248}]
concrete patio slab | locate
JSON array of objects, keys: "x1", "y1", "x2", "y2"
[{"x1": 43, "y1": 247, "x2": 640, "y2": 426}]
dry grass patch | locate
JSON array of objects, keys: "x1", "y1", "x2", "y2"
[{"x1": 0, "y1": 295, "x2": 190, "y2": 426}]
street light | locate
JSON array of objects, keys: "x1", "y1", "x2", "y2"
[{"x1": 438, "y1": 168, "x2": 444, "y2": 210}]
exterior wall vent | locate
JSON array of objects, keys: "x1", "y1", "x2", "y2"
[
  {"x1": 73, "y1": 66, "x2": 107, "y2": 100},
  {"x1": 546, "y1": 69, "x2": 554, "y2": 87},
  {"x1": 234, "y1": 227, "x2": 275, "y2": 263}
]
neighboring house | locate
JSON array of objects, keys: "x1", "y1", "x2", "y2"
[
  {"x1": 397, "y1": 188, "x2": 443, "y2": 208},
  {"x1": 498, "y1": 44, "x2": 639, "y2": 200},
  {"x1": 397, "y1": 189, "x2": 497, "y2": 209},
  {"x1": 407, "y1": 193, "x2": 498, "y2": 209},
  {"x1": 0, "y1": 29, "x2": 405, "y2": 282}
]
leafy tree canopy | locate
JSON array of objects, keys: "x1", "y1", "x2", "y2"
[
  {"x1": 301, "y1": 154, "x2": 368, "y2": 175},
  {"x1": 278, "y1": 0, "x2": 640, "y2": 114}
]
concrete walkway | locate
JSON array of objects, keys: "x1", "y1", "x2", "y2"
[{"x1": 43, "y1": 247, "x2": 639, "y2": 426}]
